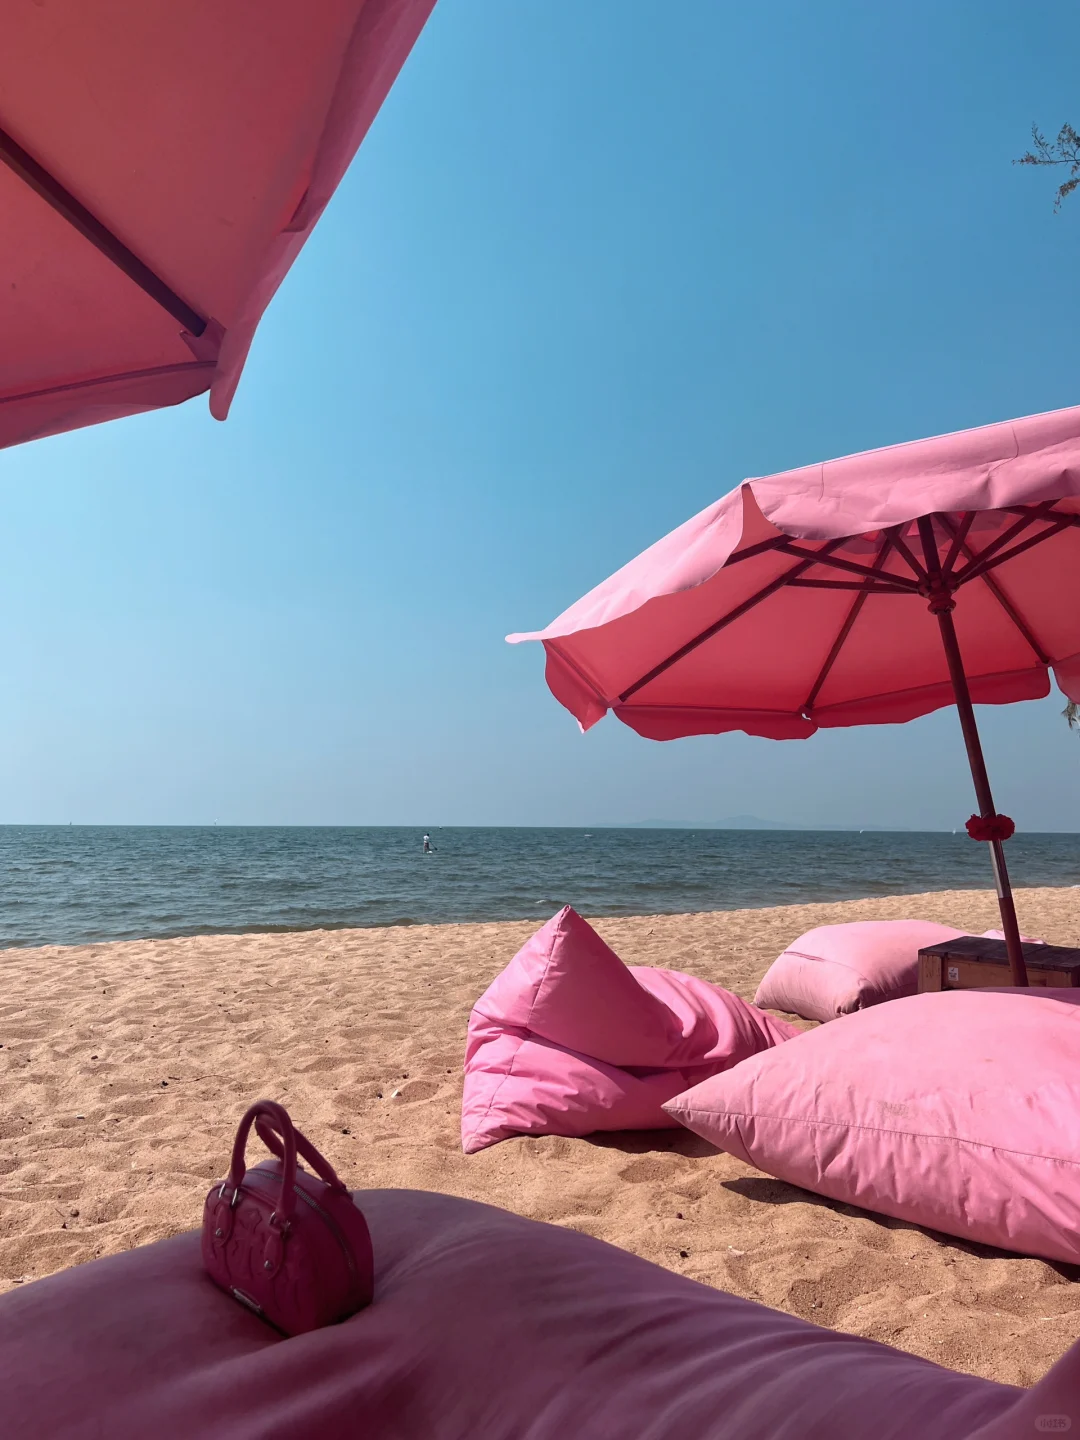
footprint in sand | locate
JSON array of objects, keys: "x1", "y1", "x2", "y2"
[{"x1": 618, "y1": 1156, "x2": 686, "y2": 1184}]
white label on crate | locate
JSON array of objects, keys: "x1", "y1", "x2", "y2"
[{"x1": 947, "y1": 966, "x2": 960, "y2": 983}]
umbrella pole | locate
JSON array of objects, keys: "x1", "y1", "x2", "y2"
[{"x1": 932, "y1": 605, "x2": 1029, "y2": 987}]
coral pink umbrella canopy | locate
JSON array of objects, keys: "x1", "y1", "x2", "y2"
[
  {"x1": 508, "y1": 404, "x2": 1080, "y2": 742},
  {"x1": 0, "y1": 0, "x2": 435, "y2": 450}
]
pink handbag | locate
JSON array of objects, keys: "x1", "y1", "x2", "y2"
[{"x1": 202, "y1": 1100, "x2": 374, "y2": 1336}]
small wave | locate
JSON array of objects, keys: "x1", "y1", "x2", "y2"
[{"x1": 0, "y1": 826, "x2": 1077, "y2": 948}]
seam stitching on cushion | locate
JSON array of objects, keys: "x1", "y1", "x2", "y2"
[
  {"x1": 468, "y1": 911, "x2": 575, "y2": 1145},
  {"x1": 467, "y1": 1030, "x2": 529, "y2": 1143},
  {"x1": 524, "y1": 912, "x2": 564, "y2": 1030},
  {"x1": 679, "y1": 1108, "x2": 1080, "y2": 1169}
]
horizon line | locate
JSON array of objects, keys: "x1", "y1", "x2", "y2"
[{"x1": 1, "y1": 822, "x2": 1079, "y2": 835}]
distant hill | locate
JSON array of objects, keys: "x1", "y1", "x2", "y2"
[{"x1": 625, "y1": 815, "x2": 791, "y2": 830}]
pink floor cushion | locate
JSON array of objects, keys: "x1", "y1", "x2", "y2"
[
  {"x1": 1, "y1": 1187, "x2": 1074, "y2": 1440},
  {"x1": 665, "y1": 987, "x2": 1080, "y2": 1265},
  {"x1": 463, "y1": 906, "x2": 799, "y2": 1153},
  {"x1": 753, "y1": 920, "x2": 970, "y2": 1020}
]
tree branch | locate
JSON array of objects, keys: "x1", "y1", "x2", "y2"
[{"x1": 1015, "y1": 123, "x2": 1080, "y2": 210}]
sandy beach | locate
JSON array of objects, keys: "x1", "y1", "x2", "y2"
[{"x1": 2, "y1": 884, "x2": 1079, "y2": 1386}]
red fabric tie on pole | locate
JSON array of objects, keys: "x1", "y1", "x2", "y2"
[{"x1": 965, "y1": 814, "x2": 1016, "y2": 843}]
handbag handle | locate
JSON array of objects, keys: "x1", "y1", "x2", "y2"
[
  {"x1": 254, "y1": 1109, "x2": 350, "y2": 1195},
  {"x1": 228, "y1": 1100, "x2": 299, "y2": 1224}
]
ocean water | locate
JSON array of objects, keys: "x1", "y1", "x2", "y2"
[{"x1": 1, "y1": 825, "x2": 1078, "y2": 950}]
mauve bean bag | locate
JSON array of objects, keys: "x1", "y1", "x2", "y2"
[
  {"x1": 0, "y1": 1188, "x2": 1075, "y2": 1439},
  {"x1": 666, "y1": 987, "x2": 1080, "y2": 1264},
  {"x1": 754, "y1": 920, "x2": 974, "y2": 1021},
  {"x1": 463, "y1": 906, "x2": 798, "y2": 1153}
]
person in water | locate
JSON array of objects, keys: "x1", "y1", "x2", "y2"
[{"x1": 423, "y1": 833, "x2": 435, "y2": 854}]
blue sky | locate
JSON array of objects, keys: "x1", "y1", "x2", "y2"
[{"x1": 2, "y1": 0, "x2": 1079, "y2": 830}]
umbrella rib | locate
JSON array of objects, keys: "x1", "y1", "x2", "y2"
[
  {"x1": 953, "y1": 515, "x2": 1075, "y2": 586},
  {"x1": 890, "y1": 530, "x2": 928, "y2": 581},
  {"x1": 773, "y1": 541, "x2": 920, "y2": 590},
  {"x1": 1003, "y1": 504, "x2": 1078, "y2": 521},
  {"x1": 618, "y1": 542, "x2": 847, "y2": 703},
  {"x1": 971, "y1": 567, "x2": 1050, "y2": 666},
  {"x1": 948, "y1": 506, "x2": 1051, "y2": 583},
  {"x1": 802, "y1": 531, "x2": 899, "y2": 713},
  {"x1": 786, "y1": 578, "x2": 910, "y2": 592},
  {"x1": 0, "y1": 359, "x2": 215, "y2": 407},
  {"x1": 936, "y1": 515, "x2": 1051, "y2": 665},
  {"x1": 0, "y1": 123, "x2": 207, "y2": 337},
  {"x1": 939, "y1": 511, "x2": 976, "y2": 579},
  {"x1": 725, "y1": 536, "x2": 789, "y2": 566},
  {"x1": 544, "y1": 640, "x2": 611, "y2": 708}
]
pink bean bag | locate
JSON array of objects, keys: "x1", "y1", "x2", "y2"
[
  {"x1": 666, "y1": 987, "x2": 1080, "y2": 1264},
  {"x1": 752, "y1": 920, "x2": 1046, "y2": 1022},
  {"x1": 462, "y1": 906, "x2": 798, "y2": 1154},
  {"x1": 0, "y1": 1187, "x2": 1075, "y2": 1439}
]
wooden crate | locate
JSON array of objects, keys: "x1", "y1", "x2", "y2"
[{"x1": 917, "y1": 935, "x2": 1080, "y2": 993}]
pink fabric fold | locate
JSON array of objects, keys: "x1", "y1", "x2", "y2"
[{"x1": 462, "y1": 906, "x2": 798, "y2": 1153}]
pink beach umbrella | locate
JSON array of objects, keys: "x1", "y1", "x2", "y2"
[
  {"x1": 509, "y1": 405, "x2": 1080, "y2": 987},
  {"x1": 0, "y1": 0, "x2": 434, "y2": 451}
]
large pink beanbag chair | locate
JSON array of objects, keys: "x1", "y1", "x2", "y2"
[
  {"x1": 463, "y1": 906, "x2": 798, "y2": 1154},
  {"x1": 1, "y1": 1187, "x2": 1075, "y2": 1440},
  {"x1": 754, "y1": 920, "x2": 987, "y2": 1021},
  {"x1": 666, "y1": 987, "x2": 1080, "y2": 1264}
]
